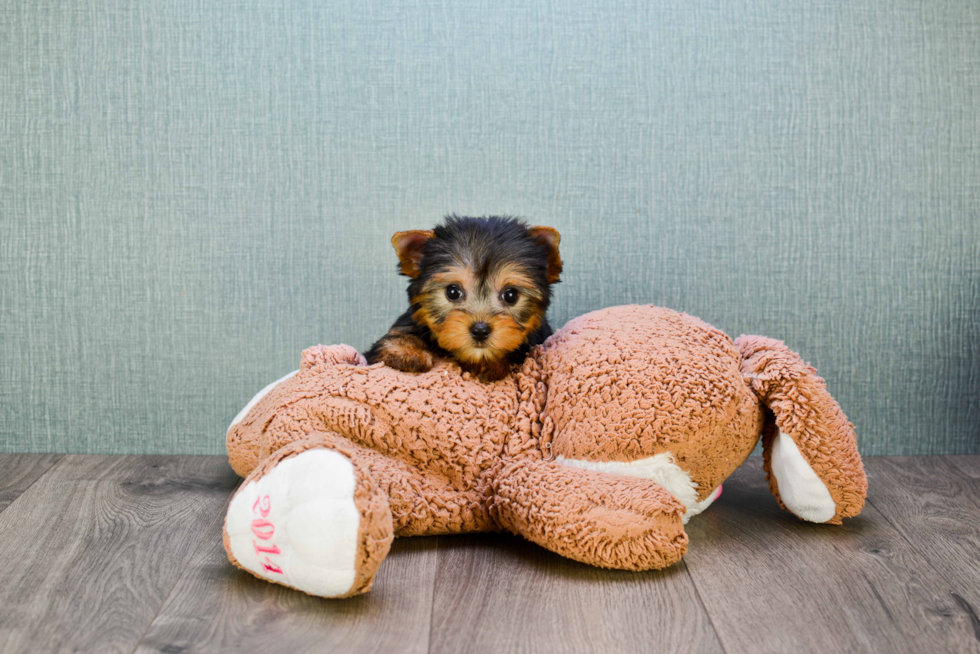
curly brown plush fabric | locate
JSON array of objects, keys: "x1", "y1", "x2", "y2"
[{"x1": 224, "y1": 305, "x2": 866, "y2": 598}]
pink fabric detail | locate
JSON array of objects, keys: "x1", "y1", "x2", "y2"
[
  {"x1": 252, "y1": 495, "x2": 271, "y2": 517},
  {"x1": 260, "y1": 559, "x2": 284, "y2": 574},
  {"x1": 253, "y1": 541, "x2": 281, "y2": 555},
  {"x1": 250, "y1": 494, "x2": 284, "y2": 573}
]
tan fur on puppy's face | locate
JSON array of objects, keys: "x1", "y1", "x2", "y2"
[{"x1": 411, "y1": 262, "x2": 545, "y2": 366}]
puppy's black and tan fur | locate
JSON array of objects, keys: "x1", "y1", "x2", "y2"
[{"x1": 366, "y1": 216, "x2": 562, "y2": 381}]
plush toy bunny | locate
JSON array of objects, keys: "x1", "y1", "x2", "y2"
[{"x1": 224, "y1": 305, "x2": 866, "y2": 598}]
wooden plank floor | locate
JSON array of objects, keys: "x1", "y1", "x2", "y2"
[{"x1": 0, "y1": 455, "x2": 976, "y2": 653}]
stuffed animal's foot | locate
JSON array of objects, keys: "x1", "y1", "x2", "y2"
[
  {"x1": 224, "y1": 444, "x2": 393, "y2": 598},
  {"x1": 768, "y1": 429, "x2": 838, "y2": 523},
  {"x1": 737, "y1": 335, "x2": 867, "y2": 524}
]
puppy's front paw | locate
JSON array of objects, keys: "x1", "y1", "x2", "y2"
[
  {"x1": 374, "y1": 336, "x2": 435, "y2": 373},
  {"x1": 383, "y1": 349, "x2": 434, "y2": 373},
  {"x1": 460, "y1": 359, "x2": 511, "y2": 382}
]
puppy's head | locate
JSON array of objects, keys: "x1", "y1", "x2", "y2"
[{"x1": 391, "y1": 215, "x2": 561, "y2": 365}]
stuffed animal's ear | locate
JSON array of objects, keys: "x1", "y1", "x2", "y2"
[
  {"x1": 391, "y1": 230, "x2": 435, "y2": 278},
  {"x1": 529, "y1": 226, "x2": 562, "y2": 283}
]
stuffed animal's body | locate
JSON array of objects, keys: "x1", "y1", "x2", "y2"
[{"x1": 224, "y1": 305, "x2": 866, "y2": 598}]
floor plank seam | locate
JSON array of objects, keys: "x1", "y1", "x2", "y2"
[
  {"x1": 129, "y1": 479, "x2": 242, "y2": 654},
  {"x1": 0, "y1": 454, "x2": 65, "y2": 516},
  {"x1": 679, "y1": 559, "x2": 729, "y2": 654},
  {"x1": 426, "y1": 535, "x2": 440, "y2": 654}
]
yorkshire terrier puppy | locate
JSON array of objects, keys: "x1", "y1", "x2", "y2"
[{"x1": 366, "y1": 215, "x2": 562, "y2": 382}]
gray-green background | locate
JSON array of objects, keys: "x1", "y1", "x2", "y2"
[{"x1": 2, "y1": 1, "x2": 978, "y2": 455}]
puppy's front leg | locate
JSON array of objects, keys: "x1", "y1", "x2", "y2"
[
  {"x1": 365, "y1": 330, "x2": 435, "y2": 373},
  {"x1": 459, "y1": 359, "x2": 512, "y2": 383}
]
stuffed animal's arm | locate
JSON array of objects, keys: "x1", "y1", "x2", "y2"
[
  {"x1": 301, "y1": 344, "x2": 367, "y2": 372},
  {"x1": 488, "y1": 458, "x2": 689, "y2": 570}
]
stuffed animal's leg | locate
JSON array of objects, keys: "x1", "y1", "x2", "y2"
[
  {"x1": 223, "y1": 437, "x2": 393, "y2": 598},
  {"x1": 737, "y1": 335, "x2": 867, "y2": 524},
  {"x1": 489, "y1": 458, "x2": 689, "y2": 570},
  {"x1": 226, "y1": 344, "x2": 368, "y2": 478},
  {"x1": 313, "y1": 432, "x2": 498, "y2": 536}
]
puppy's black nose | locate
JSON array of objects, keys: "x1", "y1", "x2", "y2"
[{"x1": 470, "y1": 322, "x2": 492, "y2": 341}]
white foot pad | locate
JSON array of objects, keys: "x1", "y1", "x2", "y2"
[
  {"x1": 226, "y1": 449, "x2": 362, "y2": 597},
  {"x1": 770, "y1": 430, "x2": 837, "y2": 523}
]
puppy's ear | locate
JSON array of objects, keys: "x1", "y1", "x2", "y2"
[
  {"x1": 391, "y1": 230, "x2": 435, "y2": 278},
  {"x1": 529, "y1": 226, "x2": 562, "y2": 283}
]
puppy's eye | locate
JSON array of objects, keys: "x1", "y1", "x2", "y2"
[
  {"x1": 501, "y1": 288, "x2": 520, "y2": 305},
  {"x1": 445, "y1": 284, "x2": 463, "y2": 301}
]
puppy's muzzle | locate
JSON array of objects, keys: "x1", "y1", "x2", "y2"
[{"x1": 469, "y1": 322, "x2": 492, "y2": 342}]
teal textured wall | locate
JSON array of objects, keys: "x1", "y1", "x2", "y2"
[{"x1": 1, "y1": 1, "x2": 978, "y2": 455}]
